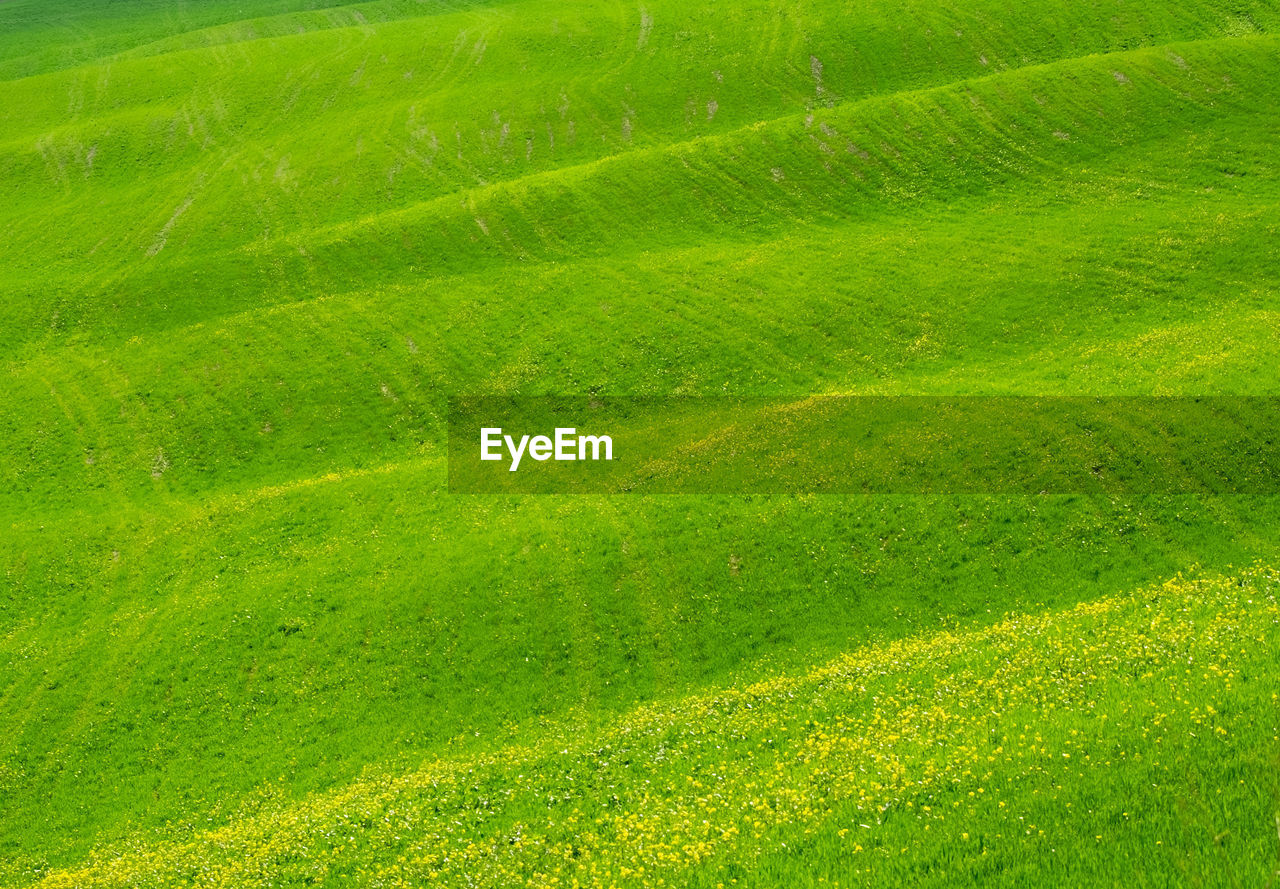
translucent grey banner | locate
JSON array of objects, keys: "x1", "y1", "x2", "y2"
[{"x1": 446, "y1": 396, "x2": 1280, "y2": 495}]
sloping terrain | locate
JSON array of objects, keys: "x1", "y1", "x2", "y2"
[
  {"x1": 25, "y1": 570, "x2": 1280, "y2": 887},
  {"x1": 1, "y1": 0, "x2": 1278, "y2": 885}
]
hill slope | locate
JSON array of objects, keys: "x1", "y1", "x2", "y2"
[
  {"x1": 1, "y1": 0, "x2": 1278, "y2": 885},
  {"x1": 24, "y1": 569, "x2": 1280, "y2": 887}
]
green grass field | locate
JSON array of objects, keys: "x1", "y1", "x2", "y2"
[{"x1": 1, "y1": 0, "x2": 1278, "y2": 886}]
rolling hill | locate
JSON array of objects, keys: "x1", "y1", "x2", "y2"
[{"x1": 1, "y1": 0, "x2": 1278, "y2": 885}]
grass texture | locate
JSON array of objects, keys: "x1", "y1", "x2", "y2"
[{"x1": 1, "y1": 0, "x2": 1278, "y2": 885}]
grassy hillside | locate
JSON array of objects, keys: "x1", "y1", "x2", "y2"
[
  {"x1": 1, "y1": 0, "x2": 1278, "y2": 886},
  {"x1": 19, "y1": 569, "x2": 1280, "y2": 887}
]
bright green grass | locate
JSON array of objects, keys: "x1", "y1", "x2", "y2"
[
  {"x1": 16, "y1": 568, "x2": 1280, "y2": 888},
  {"x1": 1, "y1": 0, "x2": 1278, "y2": 885}
]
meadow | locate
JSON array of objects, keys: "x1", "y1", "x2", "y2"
[{"x1": 1, "y1": 0, "x2": 1278, "y2": 885}]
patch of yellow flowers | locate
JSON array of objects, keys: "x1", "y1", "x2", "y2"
[{"x1": 24, "y1": 566, "x2": 1279, "y2": 888}]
